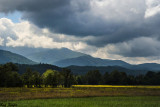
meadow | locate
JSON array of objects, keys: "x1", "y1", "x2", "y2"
[
  {"x1": 1, "y1": 96, "x2": 160, "y2": 107},
  {"x1": 0, "y1": 85, "x2": 160, "y2": 101}
]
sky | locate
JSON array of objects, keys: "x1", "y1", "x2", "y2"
[{"x1": 0, "y1": 0, "x2": 160, "y2": 64}]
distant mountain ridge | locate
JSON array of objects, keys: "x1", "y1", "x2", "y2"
[
  {"x1": 27, "y1": 48, "x2": 85, "y2": 64},
  {"x1": 55, "y1": 55, "x2": 130, "y2": 67},
  {"x1": 55, "y1": 56, "x2": 160, "y2": 71},
  {"x1": 129, "y1": 63, "x2": 160, "y2": 71},
  {"x1": 0, "y1": 46, "x2": 85, "y2": 64},
  {"x1": 0, "y1": 50, "x2": 36, "y2": 64},
  {"x1": 67, "y1": 65, "x2": 146, "y2": 75},
  {"x1": 1, "y1": 46, "x2": 160, "y2": 72}
]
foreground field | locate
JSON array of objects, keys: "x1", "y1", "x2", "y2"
[
  {"x1": 2, "y1": 96, "x2": 160, "y2": 107},
  {"x1": 0, "y1": 85, "x2": 160, "y2": 101}
]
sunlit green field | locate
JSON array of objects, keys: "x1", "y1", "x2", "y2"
[{"x1": 1, "y1": 96, "x2": 160, "y2": 107}]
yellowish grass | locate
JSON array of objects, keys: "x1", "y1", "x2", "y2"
[
  {"x1": 72, "y1": 85, "x2": 160, "y2": 88},
  {"x1": 1, "y1": 85, "x2": 160, "y2": 101}
]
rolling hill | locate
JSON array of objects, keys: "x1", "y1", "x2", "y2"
[
  {"x1": 67, "y1": 65, "x2": 146, "y2": 75},
  {"x1": 0, "y1": 50, "x2": 36, "y2": 64},
  {"x1": 17, "y1": 64, "x2": 62, "y2": 74},
  {"x1": 15, "y1": 63, "x2": 147, "y2": 76},
  {"x1": 15, "y1": 63, "x2": 145, "y2": 75}
]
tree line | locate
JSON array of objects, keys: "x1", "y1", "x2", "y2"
[{"x1": 0, "y1": 63, "x2": 160, "y2": 87}]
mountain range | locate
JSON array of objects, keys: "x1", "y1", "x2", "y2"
[
  {"x1": 55, "y1": 55, "x2": 130, "y2": 67},
  {"x1": 1, "y1": 46, "x2": 160, "y2": 72},
  {"x1": 0, "y1": 46, "x2": 85, "y2": 64}
]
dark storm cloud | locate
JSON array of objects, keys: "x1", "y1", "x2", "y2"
[
  {"x1": 21, "y1": 0, "x2": 109, "y2": 36},
  {"x1": 0, "y1": 0, "x2": 69, "y2": 12},
  {"x1": 0, "y1": 0, "x2": 147, "y2": 37},
  {"x1": 0, "y1": 0, "x2": 94, "y2": 36}
]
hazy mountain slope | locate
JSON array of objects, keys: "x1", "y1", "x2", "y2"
[
  {"x1": 0, "y1": 50, "x2": 36, "y2": 64},
  {"x1": 55, "y1": 55, "x2": 160, "y2": 71},
  {"x1": 129, "y1": 63, "x2": 160, "y2": 71},
  {"x1": 55, "y1": 55, "x2": 130, "y2": 67},
  {"x1": 1, "y1": 46, "x2": 160, "y2": 72},
  {"x1": 0, "y1": 46, "x2": 49, "y2": 56},
  {"x1": 26, "y1": 48, "x2": 86, "y2": 64},
  {"x1": 0, "y1": 46, "x2": 86, "y2": 64}
]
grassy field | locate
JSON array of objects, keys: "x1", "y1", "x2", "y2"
[
  {"x1": 0, "y1": 85, "x2": 160, "y2": 101},
  {"x1": 1, "y1": 96, "x2": 160, "y2": 107}
]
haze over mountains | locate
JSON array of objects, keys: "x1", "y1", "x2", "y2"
[
  {"x1": 0, "y1": 49, "x2": 36, "y2": 64},
  {"x1": 0, "y1": 46, "x2": 85, "y2": 64},
  {"x1": 1, "y1": 46, "x2": 160, "y2": 72},
  {"x1": 55, "y1": 55, "x2": 130, "y2": 67}
]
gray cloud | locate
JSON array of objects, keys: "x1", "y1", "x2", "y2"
[{"x1": 107, "y1": 37, "x2": 160, "y2": 57}]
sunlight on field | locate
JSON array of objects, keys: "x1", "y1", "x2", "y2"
[
  {"x1": 72, "y1": 85, "x2": 160, "y2": 88},
  {"x1": 1, "y1": 85, "x2": 160, "y2": 101}
]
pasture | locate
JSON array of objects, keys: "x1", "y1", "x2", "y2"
[{"x1": 0, "y1": 85, "x2": 160, "y2": 101}]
